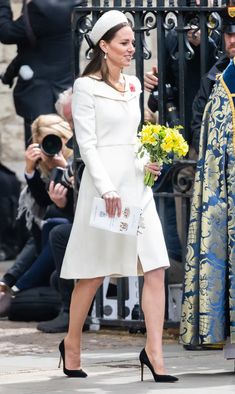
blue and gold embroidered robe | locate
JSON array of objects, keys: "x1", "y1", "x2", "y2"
[{"x1": 180, "y1": 59, "x2": 235, "y2": 346}]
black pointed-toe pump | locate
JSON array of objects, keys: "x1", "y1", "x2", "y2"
[
  {"x1": 139, "y1": 348, "x2": 178, "y2": 383},
  {"x1": 58, "y1": 340, "x2": 88, "y2": 378}
]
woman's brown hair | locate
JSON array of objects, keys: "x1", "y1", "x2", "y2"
[{"x1": 82, "y1": 22, "x2": 130, "y2": 90}]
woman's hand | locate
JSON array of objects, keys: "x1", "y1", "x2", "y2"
[
  {"x1": 48, "y1": 180, "x2": 68, "y2": 208},
  {"x1": 144, "y1": 162, "x2": 162, "y2": 181},
  {"x1": 25, "y1": 143, "x2": 41, "y2": 174},
  {"x1": 102, "y1": 191, "x2": 122, "y2": 218}
]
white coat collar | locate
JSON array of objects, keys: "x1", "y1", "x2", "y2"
[{"x1": 89, "y1": 74, "x2": 141, "y2": 102}]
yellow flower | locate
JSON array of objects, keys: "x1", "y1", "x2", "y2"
[
  {"x1": 176, "y1": 141, "x2": 189, "y2": 156},
  {"x1": 137, "y1": 122, "x2": 189, "y2": 187},
  {"x1": 140, "y1": 125, "x2": 156, "y2": 144},
  {"x1": 161, "y1": 129, "x2": 189, "y2": 157},
  {"x1": 161, "y1": 134, "x2": 175, "y2": 152}
]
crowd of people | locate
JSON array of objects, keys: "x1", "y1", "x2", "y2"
[
  {"x1": 0, "y1": 0, "x2": 235, "y2": 382},
  {"x1": 0, "y1": 0, "x2": 81, "y2": 331}
]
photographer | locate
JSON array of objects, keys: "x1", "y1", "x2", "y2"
[
  {"x1": 0, "y1": 114, "x2": 74, "y2": 318},
  {"x1": 21, "y1": 114, "x2": 73, "y2": 226},
  {"x1": 0, "y1": 0, "x2": 85, "y2": 147}
]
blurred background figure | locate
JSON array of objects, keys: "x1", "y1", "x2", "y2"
[
  {"x1": 144, "y1": 12, "x2": 217, "y2": 149},
  {"x1": 143, "y1": 12, "x2": 218, "y2": 267},
  {"x1": 0, "y1": 0, "x2": 84, "y2": 147},
  {"x1": 191, "y1": 5, "x2": 235, "y2": 153},
  {"x1": 0, "y1": 162, "x2": 21, "y2": 261}
]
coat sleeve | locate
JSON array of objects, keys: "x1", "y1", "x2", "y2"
[
  {"x1": 0, "y1": 0, "x2": 28, "y2": 44},
  {"x1": 72, "y1": 77, "x2": 116, "y2": 197},
  {"x1": 25, "y1": 169, "x2": 51, "y2": 207},
  {"x1": 0, "y1": 1, "x2": 44, "y2": 44}
]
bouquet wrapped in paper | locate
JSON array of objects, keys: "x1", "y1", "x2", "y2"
[{"x1": 138, "y1": 123, "x2": 189, "y2": 187}]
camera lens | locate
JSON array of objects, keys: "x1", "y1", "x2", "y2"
[{"x1": 41, "y1": 134, "x2": 62, "y2": 157}]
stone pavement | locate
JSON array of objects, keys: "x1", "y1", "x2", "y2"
[
  {"x1": 0, "y1": 319, "x2": 235, "y2": 394},
  {"x1": 0, "y1": 262, "x2": 235, "y2": 393}
]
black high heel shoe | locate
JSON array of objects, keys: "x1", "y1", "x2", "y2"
[
  {"x1": 58, "y1": 340, "x2": 87, "y2": 378},
  {"x1": 139, "y1": 348, "x2": 178, "y2": 383}
]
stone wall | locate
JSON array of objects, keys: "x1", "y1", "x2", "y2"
[{"x1": 0, "y1": 1, "x2": 24, "y2": 177}]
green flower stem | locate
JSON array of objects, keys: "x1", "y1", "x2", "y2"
[{"x1": 144, "y1": 170, "x2": 155, "y2": 187}]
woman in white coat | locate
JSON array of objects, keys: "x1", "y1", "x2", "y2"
[{"x1": 59, "y1": 10, "x2": 178, "y2": 383}]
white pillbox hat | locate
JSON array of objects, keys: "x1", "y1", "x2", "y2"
[{"x1": 89, "y1": 10, "x2": 129, "y2": 46}]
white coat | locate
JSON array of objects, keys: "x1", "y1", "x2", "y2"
[{"x1": 60, "y1": 74, "x2": 169, "y2": 279}]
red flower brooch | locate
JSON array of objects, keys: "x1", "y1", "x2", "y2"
[{"x1": 129, "y1": 83, "x2": 135, "y2": 92}]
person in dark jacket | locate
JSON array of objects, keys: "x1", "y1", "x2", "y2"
[
  {"x1": 191, "y1": 9, "x2": 235, "y2": 153},
  {"x1": 144, "y1": 17, "x2": 217, "y2": 263},
  {"x1": 0, "y1": 0, "x2": 84, "y2": 146},
  {"x1": 144, "y1": 16, "x2": 217, "y2": 146}
]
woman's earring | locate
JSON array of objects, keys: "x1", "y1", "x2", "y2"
[{"x1": 104, "y1": 52, "x2": 107, "y2": 60}]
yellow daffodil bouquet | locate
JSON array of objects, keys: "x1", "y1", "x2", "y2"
[{"x1": 138, "y1": 123, "x2": 189, "y2": 187}]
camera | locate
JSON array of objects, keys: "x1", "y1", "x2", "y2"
[
  {"x1": 40, "y1": 134, "x2": 62, "y2": 157},
  {"x1": 50, "y1": 163, "x2": 74, "y2": 189},
  {"x1": 147, "y1": 82, "x2": 180, "y2": 128}
]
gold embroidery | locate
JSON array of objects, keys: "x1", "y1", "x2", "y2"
[{"x1": 228, "y1": 6, "x2": 235, "y2": 18}]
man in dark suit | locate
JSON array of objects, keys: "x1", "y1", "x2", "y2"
[
  {"x1": 191, "y1": 6, "x2": 235, "y2": 154},
  {"x1": 0, "y1": 0, "x2": 84, "y2": 146}
]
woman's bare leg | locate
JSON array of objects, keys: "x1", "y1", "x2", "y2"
[
  {"x1": 142, "y1": 267, "x2": 166, "y2": 374},
  {"x1": 64, "y1": 277, "x2": 104, "y2": 370}
]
